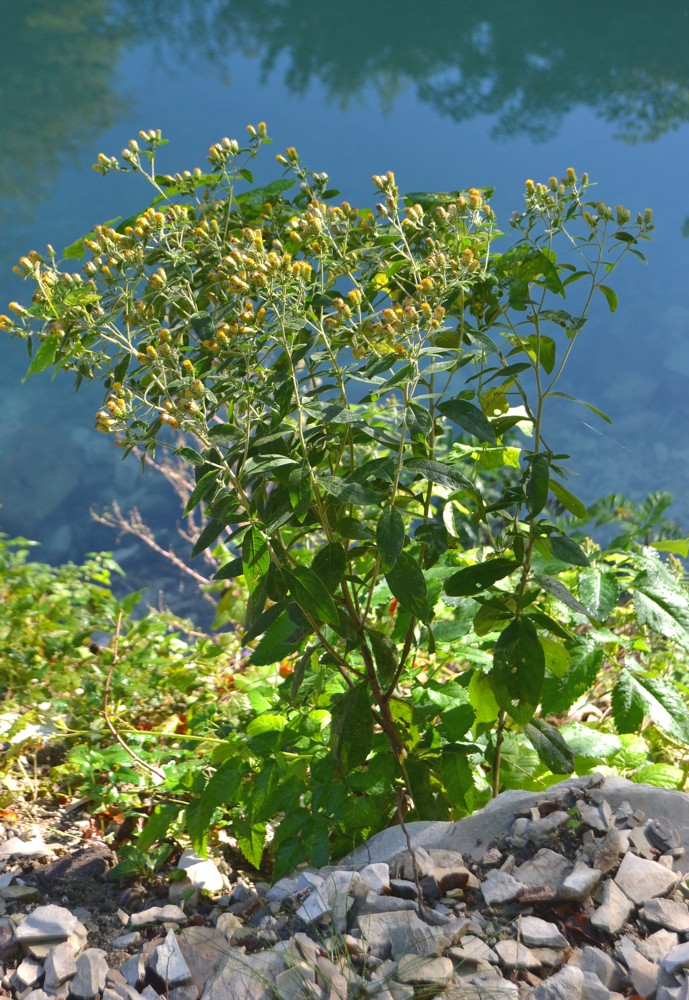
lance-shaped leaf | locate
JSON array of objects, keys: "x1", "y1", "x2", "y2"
[
  {"x1": 404, "y1": 458, "x2": 475, "y2": 492},
  {"x1": 492, "y1": 618, "x2": 545, "y2": 725},
  {"x1": 550, "y1": 479, "x2": 587, "y2": 519},
  {"x1": 437, "y1": 398, "x2": 496, "y2": 444},
  {"x1": 376, "y1": 506, "x2": 405, "y2": 571},
  {"x1": 285, "y1": 565, "x2": 340, "y2": 627},
  {"x1": 525, "y1": 455, "x2": 549, "y2": 517},
  {"x1": 242, "y1": 527, "x2": 270, "y2": 593},
  {"x1": 288, "y1": 462, "x2": 313, "y2": 521},
  {"x1": 366, "y1": 628, "x2": 399, "y2": 687},
  {"x1": 385, "y1": 552, "x2": 432, "y2": 622},
  {"x1": 445, "y1": 558, "x2": 520, "y2": 597},
  {"x1": 311, "y1": 542, "x2": 346, "y2": 594},
  {"x1": 549, "y1": 533, "x2": 590, "y2": 567},
  {"x1": 523, "y1": 718, "x2": 575, "y2": 774},
  {"x1": 330, "y1": 682, "x2": 373, "y2": 775}
]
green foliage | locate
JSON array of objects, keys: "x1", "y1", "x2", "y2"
[{"x1": 6, "y1": 127, "x2": 689, "y2": 876}]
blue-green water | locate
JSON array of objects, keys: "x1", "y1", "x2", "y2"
[{"x1": 1, "y1": 2, "x2": 688, "y2": 605}]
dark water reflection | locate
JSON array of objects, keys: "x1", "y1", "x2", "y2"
[{"x1": 1, "y1": 1, "x2": 687, "y2": 613}]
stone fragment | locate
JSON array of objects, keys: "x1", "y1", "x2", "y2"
[
  {"x1": 396, "y1": 954, "x2": 453, "y2": 983},
  {"x1": 141, "y1": 987, "x2": 162, "y2": 1000},
  {"x1": 130, "y1": 904, "x2": 187, "y2": 928},
  {"x1": 359, "y1": 863, "x2": 390, "y2": 894},
  {"x1": 70, "y1": 948, "x2": 109, "y2": 999},
  {"x1": 530, "y1": 964, "x2": 584, "y2": 1000},
  {"x1": 513, "y1": 849, "x2": 572, "y2": 891},
  {"x1": 591, "y1": 879, "x2": 634, "y2": 934},
  {"x1": 0, "y1": 836, "x2": 53, "y2": 858},
  {"x1": 44, "y1": 941, "x2": 78, "y2": 989},
  {"x1": 648, "y1": 818, "x2": 682, "y2": 853},
  {"x1": 616, "y1": 939, "x2": 657, "y2": 999},
  {"x1": 529, "y1": 948, "x2": 563, "y2": 969},
  {"x1": 641, "y1": 897, "x2": 689, "y2": 932},
  {"x1": 518, "y1": 916, "x2": 568, "y2": 949},
  {"x1": 663, "y1": 941, "x2": 689, "y2": 976},
  {"x1": 448, "y1": 936, "x2": 498, "y2": 965},
  {"x1": 639, "y1": 928, "x2": 680, "y2": 963},
  {"x1": 120, "y1": 952, "x2": 146, "y2": 988},
  {"x1": 14, "y1": 905, "x2": 81, "y2": 943},
  {"x1": 526, "y1": 811, "x2": 570, "y2": 847},
  {"x1": 615, "y1": 852, "x2": 678, "y2": 904},
  {"x1": 178, "y1": 927, "x2": 231, "y2": 994},
  {"x1": 357, "y1": 910, "x2": 450, "y2": 960},
  {"x1": 592, "y1": 827, "x2": 625, "y2": 874},
  {"x1": 274, "y1": 961, "x2": 319, "y2": 1000},
  {"x1": 578, "y1": 802, "x2": 612, "y2": 832},
  {"x1": 200, "y1": 949, "x2": 286, "y2": 1000},
  {"x1": 149, "y1": 929, "x2": 193, "y2": 988},
  {"x1": 0, "y1": 883, "x2": 41, "y2": 902},
  {"x1": 389, "y1": 879, "x2": 418, "y2": 900},
  {"x1": 579, "y1": 945, "x2": 630, "y2": 992},
  {"x1": 22, "y1": 991, "x2": 51, "y2": 1000},
  {"x1": 15, "y1": 957, "x2": 44, "y2": 987},
  {"x1": 169, "y1": 986, "x2": 200, "y2": 1000},
  {"x1": 111, "y1": 931, "x2": 141, "y2": 949},
  {"x1": 266, "y1": 877, "x2": 301, "y2": 903},
  {"x1": 559, "y1": 862, "x2": 603, "y2": 902},
  {"x1": 628, "y1": 825, "x2": 656, "y2": 859},
  {"x1": 314, "y1": 953, "x2": 350, "y2": 1000},
  {"x1": 177, "y1": 849, "x2": 224, "y2": 893},
  {"x1": 580, "y1": 970, "x2": 613, "y2": 1000},
  {"x1": 480, "y1": 870, "x2": 522, "y2": 905},
  {"x1": 295, "y1": 870, "x2": 359, "y2": 929},
  {"x1": 357, "y1": 894, "x2": 417, "y2": 916},
  {"x1": 494, "y1": 940, "x2": 541, "y2": 971}
]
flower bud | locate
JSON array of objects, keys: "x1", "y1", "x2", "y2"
[
  {"x1": 566, "y1": 167, "x2": 577, "y2": 184},
  {"x1": 616, "y1": 205, "x2": 631, "y2": 225}
]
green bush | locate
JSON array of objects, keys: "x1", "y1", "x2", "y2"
[{"x1": 6, "y1": 124, "x2": 689, "y2": 876}]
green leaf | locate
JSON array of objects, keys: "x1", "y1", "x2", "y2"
[
  {"x1": 136, "y1": 804, "x2": 180, "y2": 853},
  {"x1": 598, "y1": 285, "x2": 618, "y2": 313},
  {"x1": 376, "y1": 507, "x2": 405, "y2": 571},
  {"x1": 367, "y1": 629, "x2": 399, "y2": 687},
  {"x1": 185, "y1": 763, "x2": 245, "y2": 857},
  {"x1": 288, "y1": 463, "x2": 313, "y2": 521},
  {"x1": 560, "y1": 722, "x2": 621, "y2": 761},
  {"x1": 440, "y1": 750, "x2": 475, "y2": 814},
  {"x1": 539, "y1": 636, "x2": 570, "y2": 678},
  {"x1": 611, "y1": 669, "x2": 646, "y2": 734},
  {"x1": 578, "y1": 569, "x2": 619, "y2": 621},
  {"x1": 536, "y1": 574, "x2": 591, "y2": 617},
  {"x1": 547, "y1": 391, "x2": 611, "y2": 424},
  {"x1": 437, "y1": 398, "x2": 496, "y2": 444},
  {"x1": 318, "y1": 476, "x2": 385, "y2": 505},
  {"x1": 404, "y1": 458, "x2": 475, "y2": 492},
  {"x1": 492, "y1": 618, "x2": 545, "y2": 725},
  {"x1": 285, "y1": 566, "x2": 340, "y2": 627},
  {"x1": 628, "y1": 670, "x2": 689, "y2": 745},
  {"x1": 549, "y1": 533, "x2": 589, "y2": 567},
  {"x1": 541, "y1": 640, "x2": 603, "y2": 715},
  {"x1": 385, "y1": 552, "x2": 432, "y2": 622},
  {"x1": 247, "y1": 713, "x2": 287, "y2": 737},
  {"x1": 525, "y1": 455, "x2": 549, "y2": 517},
  {"x1": 632, "y1": 763, "x2": 684, "y2": 789},
  {"x1": 183, "y1": 469, "x2": 217, "y2": 516},
  {"x1": 444, "y1": 558, "x2": 520, "y2": 597},
  {"x1": 523, "y1": 719, "x2": 575, "y2": 774},
  {"x1": 311, "y1": 543, "x2": 346, "y2": 593},
  {"x1": 242, "y1": 528, "x2": 270, "y2": 594},
  {"x1": 213, "y1": 556, "x2": 243, "y2": 581},
  {"x1": 654, "y1": 538, "x2": 689, "y2": 558},
  {"x1": 468, "y1": 671, "x2": 500, "y2": 725},
  {"x1": 191, "y1": 519, "x2": 225, "y2": 559},
  {"x1": 330, "y1": 682, "x2": 373, "y2": 775},
  {"x1": 550, "y1": 479, "x2": 587, "y2": 519},
  {"x1": 25, "y1": 336, "x2": 59, "y2": 378},
  {"x1": 236, "y1": 821, "x2": 266, "y2": 869}
]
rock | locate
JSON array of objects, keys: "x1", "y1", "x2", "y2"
[
  {"x1": 119, "y1": 952, "x2": 146, "y2": 988},
  {"x1": 591, "y1": 879, "x2": 635, "y2": 934},
  {"x1": 273, "y1": 961, "x2": 319, "y2": 1000},
  {"x1": 616, "y1": 938, "x2": 658, "y2": 999},
  {"x1": 13, "y1": 904, "x2": 81, "y2": 943},
  {"x1": 518, "y1": 916, "x2": 567, "y2": 949},
  {"x1": 448, "y1": 936, "x2": 498, "y2": 965},
  {"x1": 177, "y1": 926, "x2": 232, "y2": 994},
  {"x1": 639, "y1": 928, "x2": 680, "y2": 963},
  {"x1": 44, "y1": 941, "x2": 78, "y2": 989},
  {"x1": 110, "y1": 931, "x2": 141, "y2": 949},
  {"x1": 70, "y1": 948, "x2": 109, "y2": 999},
  {"x1": 0, "y1": 836, "x2": 53, "y2": 859},
  {"x1": 512, "y1": 849, "x2": 572, "y2": 891},
  {"x1": 526, "y1": 812, "x2": 570, "y2": 847},
  {"x1": 130, "y1": 905, "x2": 188, "y2": 928},
  {"x1": 614, "y1": 852, "x2": 678, "y2": 904},
  {"x1": 149, "y1": 929, "x2": 193, "y2": 988},
  {"x1": 664, "y1": 942, "x2": 689, "y2": 976},
  {"x1": 480, "y1": 870, "x2": 522, "y2": 905},
  {"x1": 648, "y1": 818, "x2": 682, "y2": 853},
  {"x1": 592, "y1": 827, "x2": 625, "y2": 874},
  {"x1": 494, "y1": 940, "x2": 541, "y2": 970},
  {"x1": 578, "y1": 945, "x2": 626, "y2": 992},
  {"x1": 200, "y1": 950, "x2": 287, "y2": 1000},
  {"x1": 396, "y1": 954, "x2": 453, "y2": 983},
  {"x1": 581, "y1": 970, "x2": 613, "y2": 1000},
  {"x1": 559, "y1": 862, "x2": 602, "y2": 902},
  {"x1": 641, "y1": 897, "x2": 689, "y2": 932},
  {"x1": 14, "y1": 958, "x2": 44, "y2": 987},
  {"x1": 391, "y1": 847, "x2": 468, "y2": 882},
  {"x1": 177, "y1": 849, "x2": 224, "y2": 894},
  {"x1": 357, "y1": 910, "x2": 450, "y2": 960},
  {"x1": 0, "y1": 884, "x2": 41, "y2": 903},
  {"x1": 359, "y1": 864, "x2": 390, "y2": 894},
  {"x1": 578, "y1": 802, "x2": 612, "y2": 832},
  {"x1": 530, "y1": 964, "x2": 584, "y2": 1000}
]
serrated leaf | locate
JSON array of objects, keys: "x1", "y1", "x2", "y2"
[
  {"x1": 437, "y1": 398, "x2": 496, "y2": 444},
  {"x1": 185, "y1": 763, "x2": 245, "y2": 857},
  {"x1": 523, "y1": 718, "x2": 575, "y2": 774},
  {"x1": 578, "y1": 569, "x2": 619, "y2": 621},
  {"x1": 492, "y1": 618, "x2": 545, "y2": 725},
  {"x1": 385, "y1": 552, "x2": 431, "y2": 622},
  {"x1": 440, "y1": 749, "x2": 475, "y2": 814},
  {"x1": 285, "y1": 565, "x2": 339, "y2": 627},
  {"x1": 376, "y1": 506, "x2": 405, "y2": 571},
  {"x1": 330, "y1": 682, "x2": 373, "y2": 775},
  {"x1": 550, "y1": 479, "x2": 587, "y2": 519},
  {"x1": 561, "y1": 722, "x2": 621, "y2": 760},
  {"x1": 404, "y1": 458, "x2": 475, "y2": 492},
  {"x1": 525, "y1": 455, "x2": 549, "y2": 516},
  {"x1": 25, "y1": 336, "x2": 59, "y2": 377},
  {"x1": 549, "y1": 533, "x2": 589, "y2": 567},
  {"x1": 236, "y1": 821, "x2": 266, "y2": 869},
  {"x1": 444, "y1": 558, "x2": 520, "y2": 597},
  {"x1": 634, "y1": 584, "x2": 689, "y2": 650},
  {"x1": 541, "y1": 640, "x2": 603, "y2": 715},
  {"x1": 539, "y1": 636, "x2": 570, "y2": 678},
  {"x1": 632, "y1": 763, "x2": 684, "y2": 789},
  {"x1": 137, "y1": 804, "x2": 181, "y2": 854},
  {"x1": 311, "y1": 542, "x2": 346, "y2": 593},
  {"x1": 630, "y1": 671, "x2": 689, "y2": 745}
]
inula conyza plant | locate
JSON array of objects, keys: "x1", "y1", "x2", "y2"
[{"x1": 7, "y1": 125, "x2": 689, "y2": 875}]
